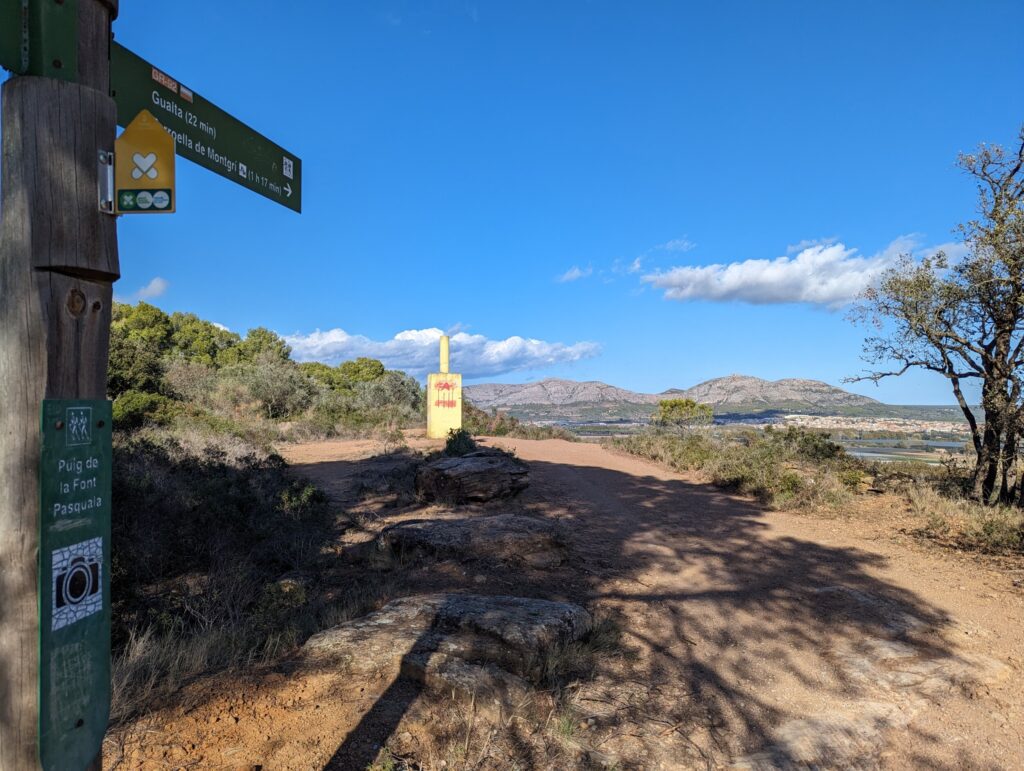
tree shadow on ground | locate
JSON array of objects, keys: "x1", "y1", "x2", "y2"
[{"x1": 298, "y1": 448, "x2": 965, "y2": 767}]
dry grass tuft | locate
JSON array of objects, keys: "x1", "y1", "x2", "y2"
[{"x1": 909, "y1": 485, "x2": 1023, "y2": 553}]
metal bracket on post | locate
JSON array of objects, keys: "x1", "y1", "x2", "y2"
[{"x1": 97, "y1": 150, "x2": 114, "y2": 213}]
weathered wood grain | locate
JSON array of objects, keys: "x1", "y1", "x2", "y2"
[
  {"x1": 0, "y1": 2, "x2": 117, "y2": 767},
  {"x1": 0, "y1": 76, "x2": 119, "y2": 279}
]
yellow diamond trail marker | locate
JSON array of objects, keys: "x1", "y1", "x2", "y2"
[
  {"x1": 115, "y1": 109, "x2": 175, "y2": 214},
  {"x1": 427, "y1": 335, "x2": 463, "y2": 439}
]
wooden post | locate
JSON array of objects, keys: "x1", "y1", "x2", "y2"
[{"x1": 0, "y1": 1, "x2": 118, "y2": 768}]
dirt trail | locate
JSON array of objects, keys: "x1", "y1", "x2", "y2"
[
  {"x1": 107, "y1": 437, "x2": 1024, "y2": 769},
  {"x1": 486, "y1": 437, "x2": 1023, "y2": 769}
]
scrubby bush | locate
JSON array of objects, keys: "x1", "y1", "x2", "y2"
[
  {"x1": 445, "y1": 428, "x2": 477, "y2": 456},
  {"x1": 107, "y1": 301, "x2": 427, "y2": 441},
  {"x1": 910, "y1": 484, "x2": 1023, "y2": 553},
  {"x1": 651, "y1": 398, "x2": 713, "y2": 432},
  {"x1": 611, "y1": 426, "x2": 857, "y2": 510},
  {"x1": 463, "y1": 402, "x2": 577, "y2": 441},
  {"x1": 225, "y1": 353, "x2": 318, "y2": 419},
  {"x1": 110, "y1": 427, "x2": 339, "y2": 722},
  {"x1": 112, "y1": 390, "x2": 177, "y2": 431},
  {"x1": 106, "y1": 303, "x2": 430, "y2": 723}
]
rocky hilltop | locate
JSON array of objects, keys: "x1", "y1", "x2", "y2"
[
  {"x1": 465, "y1": 378, "x2": 659, "y2": 409},
  {"x1": 671, "y1": 374, "x2": 880, "y2": 409},
  {"x1": 465, "y1": 374, "x2": 885, "y2": 421}
]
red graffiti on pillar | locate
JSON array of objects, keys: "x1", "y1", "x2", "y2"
[{"x1": 433, "y1": 380, "x2": 457, "y2": 409}]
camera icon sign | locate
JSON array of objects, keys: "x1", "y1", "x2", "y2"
[{"x1": 51, "y1": 538, "x2": 104, "y2": 631}]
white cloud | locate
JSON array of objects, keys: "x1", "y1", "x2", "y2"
[
  {"x1": 628, "y1": 257, "x2": 643, "y2": 273},
  {"x1": 115, "y1": 276, "x2": 169, "y2": 303},
  {"x1": 284, "y1": 327, "x2": 600, "y2": 379},
  {"x1": 137, "y1": 277, "x2": 169, "y2": 299},
  {"x1": 557, "y1": 265, "x2": 592, "y2": 282},
  {"x1": 786, "y1": 237, "x2": 836, "y2": 255},
  {"x1": 642, "y1": 236, "x2": 923, "y2": 309},
  {"x1": 659, "y1": 237, "x2": 696, "y2": 252},
  {"x1": 918, "y1": 241, "x2": 970, "y2": 262}
]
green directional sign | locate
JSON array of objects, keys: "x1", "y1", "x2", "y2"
[
  {"x1": 110, "y1": 42, "x2": 302, "y2": 212},
  {"x1": 0, "y1": 0, "x2": 26, "y2": 74},
  {"x1": 38, "y1": 400, "x2": 112, "y2": 771},
  {"x1": 1, "y1": 0, "x2": 79, "y2": 80}
]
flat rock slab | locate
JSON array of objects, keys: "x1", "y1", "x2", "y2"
[
  {"x1": 416, "y1": 451, "x2": 529, "y2": 503},
  {"x1": 401, "y1": 653, "x2": 543, "y2": 721},
  {"x1": 302, "y1": 593, "x2": 592, "y2": 685},
  {"x1": 379, "y1": 513, "x2": 566, "y2": 568}
]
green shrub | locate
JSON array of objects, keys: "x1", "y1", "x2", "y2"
[
  {"x1": 109, "y1": 428, "x2": 339, "y2": 722},
  {"x1": 112, "y1": 390, "x2": 177, "y2": 431},
  {"x1": 445, "y1": 427, "x2": 477, "y2": 456},
  {"x1": 611, "y1": 426, "x2": 856, "y2": 511},
  {"x1": 279, "y1": 481, "x2": 328, "y2": 518},
  {"x1": 463, "y1": 402, "x2": 577, "y2": 441}
]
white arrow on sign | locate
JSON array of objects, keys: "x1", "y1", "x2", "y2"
[{"x1": 283, "y1": 183, "x2": 292, "y2": 198}]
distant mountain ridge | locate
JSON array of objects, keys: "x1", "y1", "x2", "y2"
[
  {"x1": 671, "y1": 374, "x2": 880, "y2": 409},
  {"x1": 464, "y1": 378, "x2": 659, "y2": 408},
  {"x1": 464, "y1": 374, "x2": 881, "y2": 419}
]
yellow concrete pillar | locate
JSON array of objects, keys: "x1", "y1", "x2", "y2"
[{"x1": 427, "y1": 334, "x2": 462, "y2": 439}]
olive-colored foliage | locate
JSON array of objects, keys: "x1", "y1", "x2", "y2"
[
  {"x1": 299, "y1": 361, "x2": 348, "y2": 391},
  {"x1": 851, "y1": 126, "x2": 1024, "y2": 505},
  {"x1": 216, "y1": 326, "x2": 292, "y2": 366},
  {"x1": 168, "y1": 311, "x2": 242, "y2": 366},
  {"x1": 612, "y1": 426, "x2": 856, "y2": 510},
  {"x1": 300, "y1": 357, "x2": 392, "y2": 393},
  {"x1": 112, "y1": 301, "x2": 173, "y2": 349},
  {"x1": 112, "y1": 390, "x2": 178, "y2": 431},
  {"x1": 108, "y1": 301, "x2": 425, "y2": 439},
  {"x1": 462, "y1": 402, "x2": 578, "y2": 441},
  {"x1": 444, "y1": 428, "x2": 477, "y2": 457},
  {"x1": 108, "y1": 330, "x2": 165, "y2": 395},
  {"x1": 338, "y1": 356, "x2": 387, "y2": 385},
  {"x1": 225, "y1": 352, "x2": 318, "y2": 420},
  {"x1": 652, "y1": 398, "x2": 713, "y2": 431}
]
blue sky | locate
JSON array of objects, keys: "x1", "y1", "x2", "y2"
[{"x1": 44, "y1": 2, "x2": 1024, "y2": 402}]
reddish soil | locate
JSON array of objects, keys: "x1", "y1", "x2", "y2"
[{"x1": 105, "y1": 436, "x2": 1024, "y2": 770}]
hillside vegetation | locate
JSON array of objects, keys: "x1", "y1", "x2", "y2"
[
  {"x1": 610, "y1": 427, "x2": 1022, "y2": 553},
  {"x1": 107, "y1": 302, "x2": 425, "y2": 721},
  {"x1": 109, "y1": 301, "x2": 423, "y2": 443}
]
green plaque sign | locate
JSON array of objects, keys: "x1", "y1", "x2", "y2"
[
  {"x1": 0, "y1": 0, "x2": 27, "y2": 74},
  {"x1": 38, "y1": 400, "x2": 112, "y2": 771},
  {"x1": 110, "y1": 42, "x2": 302, "y2": 212},
  {"x1": 1, "y1": 0, "x2": 79, "y2": 81}
]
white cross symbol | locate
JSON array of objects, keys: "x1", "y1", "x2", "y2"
[{"x1": 131, "y1": 152, "x2": 159, "y2": 180}]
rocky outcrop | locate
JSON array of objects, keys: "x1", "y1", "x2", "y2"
[
  {"x1": 303, "y1": 594, "x2": 592, "y2": 719},
  {"x1": 416, "y1": 451, "x2": 528, "y2": 503},
  {"x1": 379, "y1": 513, "x2": 566, "y2": 567}
]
